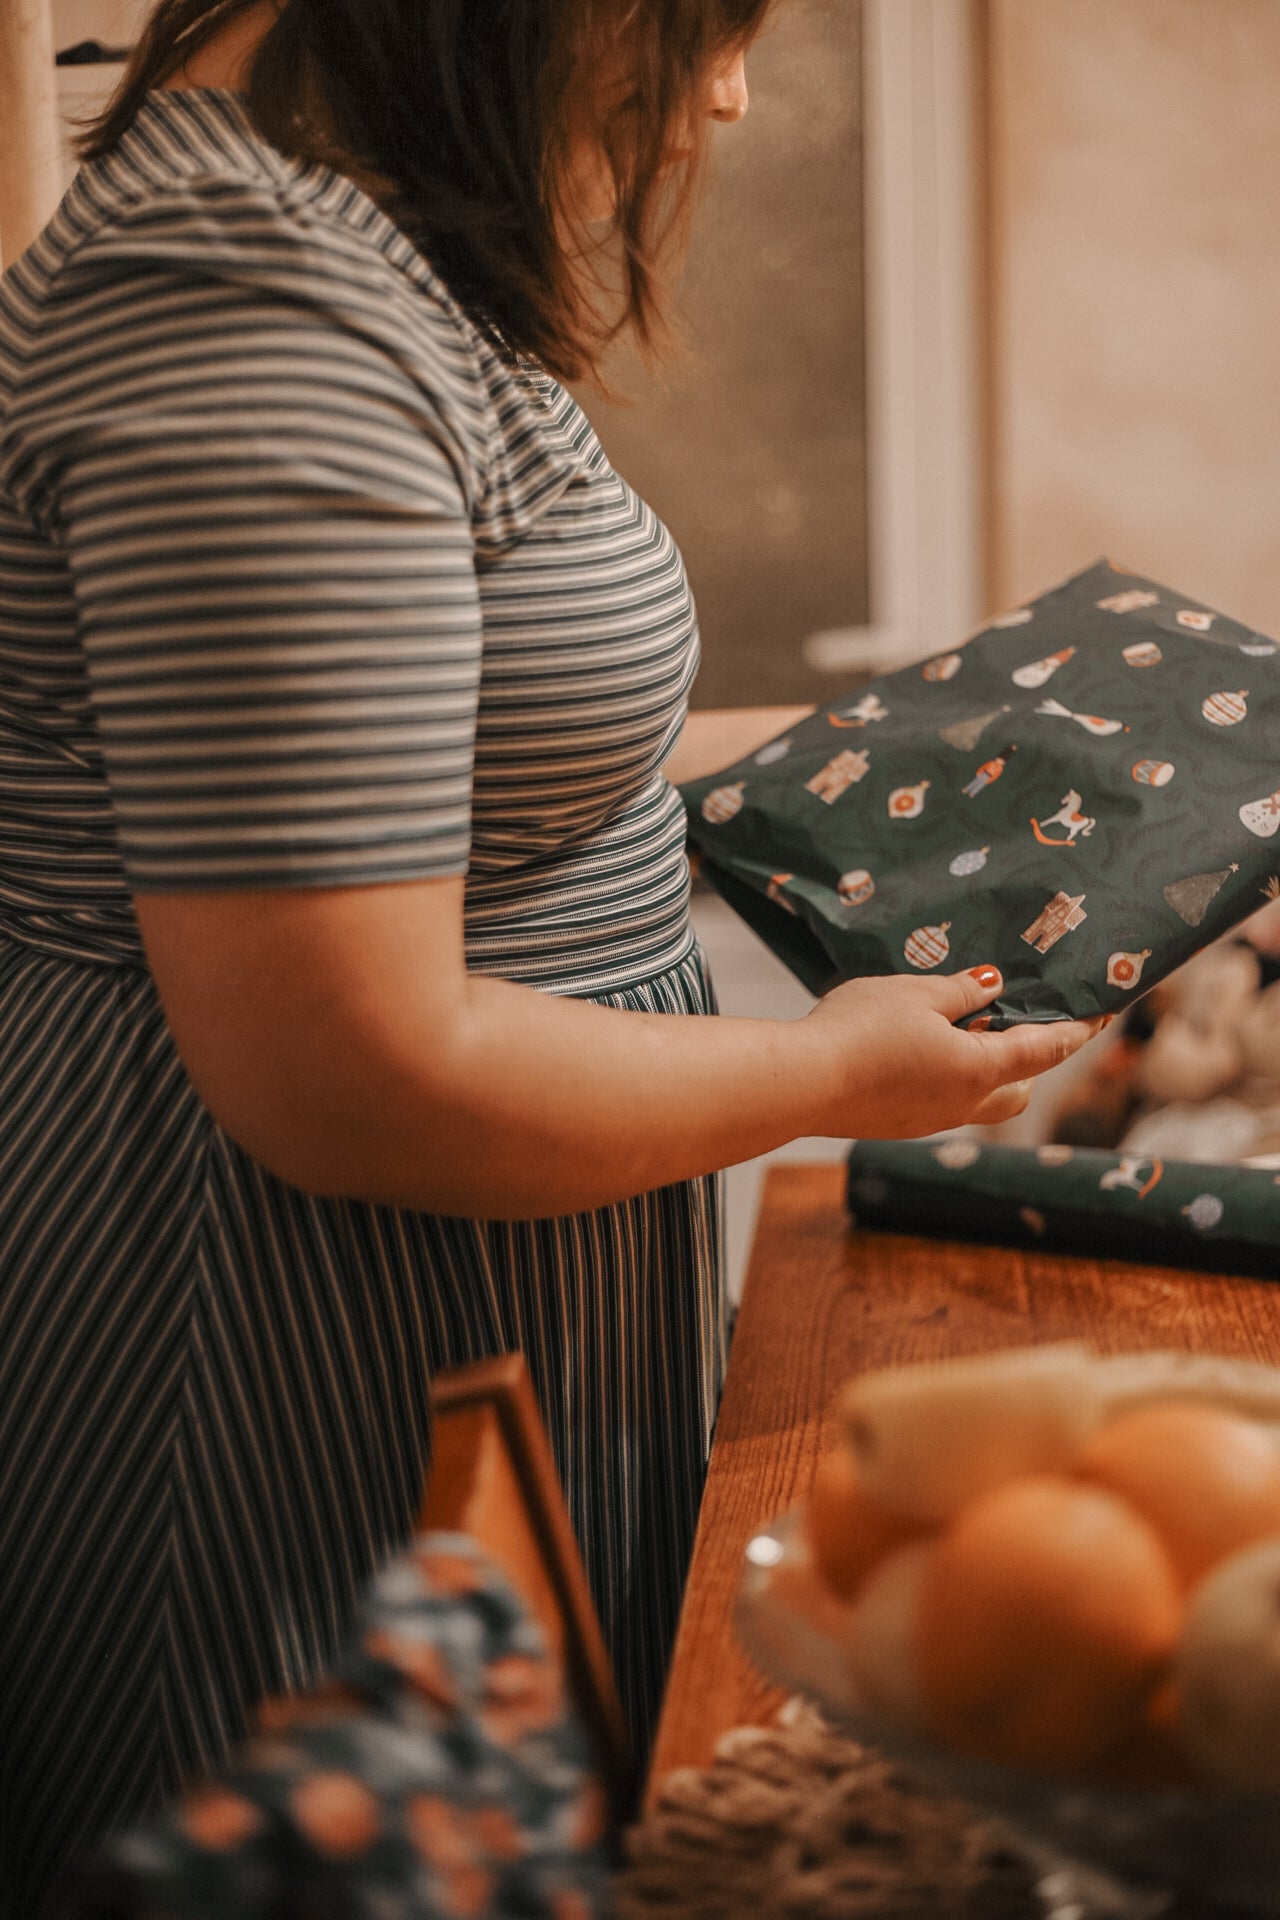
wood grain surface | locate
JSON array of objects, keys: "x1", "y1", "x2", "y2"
[{"x1": 647, "y1": 1161, "x2": 1280, "y2": 1795}]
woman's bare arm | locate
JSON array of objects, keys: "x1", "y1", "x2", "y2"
[
  {"x1": 136, "y1": 878, "x2": 1100, "y2": 1220},
  {"x1": 662, "y1": 706, "x2": 812, "y2": 786}
]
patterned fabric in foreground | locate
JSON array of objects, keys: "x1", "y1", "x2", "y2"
[{"x1": 54, "y1": 1533, "x2": 609, "y2": 1920}]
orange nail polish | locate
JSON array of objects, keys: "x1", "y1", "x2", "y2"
[{"x1": 969, "y1": 966, "x2": 1001, "y2": 988}]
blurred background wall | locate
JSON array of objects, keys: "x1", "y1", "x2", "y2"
[
  {"x1": 583, "y1": 0, "x2": 870, "y2": 709},
  {"x1": 985, "y1": 0, "x2": 1280, "y2": 637}
]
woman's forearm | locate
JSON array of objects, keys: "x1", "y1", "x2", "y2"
[
  {"x1": 311, "y1": 975, "x2": 834, "y2": 1217},
  {"x1": 662, "y1": 705, "x2": 812, "y2": 787}
]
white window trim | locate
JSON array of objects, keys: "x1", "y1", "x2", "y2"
[{"x1": 804, "y1": 0, "x2": 985, "y2": 676}]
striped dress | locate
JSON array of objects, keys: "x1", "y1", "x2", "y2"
[{"x1": 0, "y1": 89, "x2": 722, "y2": 1913}]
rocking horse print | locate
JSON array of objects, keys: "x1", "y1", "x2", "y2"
[{"x1": 1031, "y1": 790, "x2": 1097, "y2": 847}]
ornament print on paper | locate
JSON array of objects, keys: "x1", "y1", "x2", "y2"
[
  {"x1": 1036, "y1": 698, "x2": 1127, "y2": 737},
  {"x1": 1022, "y1": 891, "x2": 1087, "y2": 954},
  {"x1": 701, "y1": 781, "x2": 745, "y2": 824},
  {"x1": 939, "y1": 707, "x2": 1012, "y2": 753},
  {"x1": 963, "y1": 748, "x2": 1014, "y2": 797},
  {"x1": 888, "y1": 780, "x2": 930, "y2": 820},
  {"x1": 1098, "y1": 589, "x2": 1159, "y2": 615},
  {"x1": 754, "y1": 737, "x2": 791, "y2": 766},
  {"x1": 904, "y1": 922, "x2": 951, "y2": 969},
  {"x1": 767, "y1": 874, "x2": 797, "y2": 913},
  {"x1": 992, "y1": 608, "x2": 1034, "y2": 629},
  {"x1": 1107, "y1": 949, "x2": 1152, "y2": 989},
  {"x1": 1201, "y1": 690, "x2": 1248, "y2": 727},
  {"x1": 829, "y1": 692, "x2": 889, "y2": 729},
  {"x1": 948, "y1": 846, "x2": 990, "y2": 878},
  {"x1": 933, "y1": 1139, "x2": 981, "y2": 1170},
  {"x1": 1031, "y1": 791, "x2": 1096, "y2": 847},
  {"x1": 1183, "y1": 1193, "x2": 1225, "y2": 1230},
  {"x1": 1132, "y1": 759, "x2": 1175, "y2": 787},
  {"x1": 1123, "y1": 641, "x2": 1163, "y2": 668},
  {"x1": 1163, "y1": 865, "x2": 1238, "y2": 927},
  {"x1": 1240, "y1": 790, "x2": 1280, "y2": 838},
  {"x1": 922, "y1": 653, "x2": 962, "y2": 682},
  {"x1": 837, "y1": 868, "x2": 875, "y2": 907},
  {"x1": 805, "y1": 749, "x2": 870, "y2": 804},
  {"x1": 1178, "y1": 610, "x2": 1215, "y2": 632},
  {"x1": 1012, "y1": 648, "x2": 1075, "y2": 690}
]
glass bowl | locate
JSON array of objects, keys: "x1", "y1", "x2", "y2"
[{"x1": 736, "y1": 1508, "x2": 1280, "y2": 1918}]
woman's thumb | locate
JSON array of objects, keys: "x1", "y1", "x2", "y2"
[{"x1": 930, "y1": 964, "x2": 1004, "y2": 1025}]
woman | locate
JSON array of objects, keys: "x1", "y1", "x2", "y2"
[{"x1": 0, "y1": 0, "x2": 1099, "y2": 1906}]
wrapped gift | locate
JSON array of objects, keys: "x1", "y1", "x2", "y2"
[
  {"x1": 682, "y1": 560, "x2": 1280, "y2": 1027},
  {"x1": 846, "y1": 1138, "x2": 1280, "y2": 1279}
]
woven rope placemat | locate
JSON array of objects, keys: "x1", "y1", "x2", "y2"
[{"x1": 616, "y1": 1699, "x2": 1042, "y2": 1920}]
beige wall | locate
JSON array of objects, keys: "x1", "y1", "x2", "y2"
[
  {"x1": 583, "y1": 0, "x2": 868, "y2": 709},
  {"x1": 986, "y1": 0, "x2": 1280, "y2": 637}
]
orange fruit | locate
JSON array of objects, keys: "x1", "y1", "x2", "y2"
[
  {"x1": 1079, "y1": 1401, "x2": 1280, "y2": 1588},
  {"x1": 805, "y1": 1442, "x2": 922, "y2": 1600},
  {"x1": 917, "y1": 1474, "x2": 1182, "y2": 1773}
]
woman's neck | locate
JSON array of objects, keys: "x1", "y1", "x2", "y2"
[{"x1": 159, "y1": 0, "x2": 277, "y2": 90}]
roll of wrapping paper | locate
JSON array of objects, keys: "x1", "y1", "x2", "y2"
[
  {"x1": 845, "y1": 1139, "x2": 1280, "y2": 1279},
  {"x1": 681, "y1": 559, "x2": 1280, "y2": 1028}
]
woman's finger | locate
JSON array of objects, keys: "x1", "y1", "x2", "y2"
[
  {"x1": 973, "y1": 1015, "x2": 1103, "y2": 1086},
  {"x1": 967, "y1": 1079, "x2": 1034, "y2": 1125}
]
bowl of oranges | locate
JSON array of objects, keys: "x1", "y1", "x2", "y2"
[{"x1": 737, "y1": 1344, "x2": 1280, "y2": 1914}]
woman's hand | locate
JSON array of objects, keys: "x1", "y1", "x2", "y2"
[{"x1": 803, "y1": 963, "x2": 1103, "y2": 1139}]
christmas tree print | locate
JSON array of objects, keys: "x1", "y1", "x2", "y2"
[
  {"x1": 939, "y1": 707, "x2": 1011, "y2": 752},
  {"x1": 1162, "y1": 865, "x2": 1238, "y2": 927}
]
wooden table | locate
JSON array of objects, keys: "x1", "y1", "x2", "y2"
[{"x1": 648, "y1": 1160, "x2": 1280, "y2": 1790}]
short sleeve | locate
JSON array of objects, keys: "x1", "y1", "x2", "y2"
[{"x1": 11, "y1": 183, "x2": 484, "y2": 890}]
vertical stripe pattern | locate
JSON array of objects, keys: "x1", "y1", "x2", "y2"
[{"x1": 0, "y1": 90, "x2": 722, "y2": 1915}]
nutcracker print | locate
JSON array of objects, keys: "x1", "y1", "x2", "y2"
[
  {"x1": 904, "y1": 922, "x2": 951, "y2": 969},
  {"x1": 1030, "y1": 791, "x2": 1096, "y2": 847},
  {"x1": 805, "y1": 749, "x2": 870, "y2": 804},
  {"x1": 1122, "y1": 641, "x2": 1163, "y2": 668},
  {"x1": 1201, "y1": 689, "x2": 1248, "y2": 727},
  {"x1": 992, "y1": 607, "x2": 1034, "y2": 629},
  {"x1": 922, "y1": 653, "x2": 963, "y2": 682},
  {"x1": 1021, "y1": 891, "x2": 1087, "y2": 954},
  {"x1": 963, "y1": 747, "x2": 1014, "y2": 797},
  {"x1": 701, "y1": 781, "x2": 745, "y2": 824},
  {"x1": 1011, "y1": 647, "x2": 1075, "y2": 690},
  {"x1": 837, "y1": 868, "x2": 875, "y2": 907},
  {"x1": 767, "y1": 874, "x2": 798, "y2": 914},
  {"x1": 1106, "y1": 949, "x2": 1151, "y2": 989},
  {"x1": 1098, "y1": 589, "x2": 1159, "y2": 614},
  {"x1": 888, "y1": 779, "x2": 930, "y2": 820},
  {"x1": 1132, "y1": 759, "x2": 1175, "y2": 787}
]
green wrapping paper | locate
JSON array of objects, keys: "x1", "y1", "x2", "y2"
[
  {"x1": 845, "y1": 1138, "x2": 1280, "y2": 1278},
  {"x1": 682, "y1": 559, "x2": 1280, "y2": 1026}
]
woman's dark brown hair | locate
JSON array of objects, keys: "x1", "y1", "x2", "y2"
[{"x1": 80, "y1": 0, "x2": 773, "y2": 380}]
